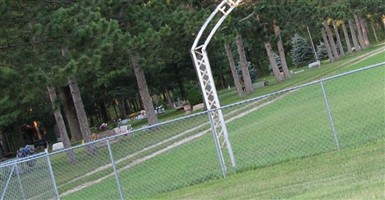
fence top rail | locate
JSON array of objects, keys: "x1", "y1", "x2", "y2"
[
  {"x1": 47, "y1": 109, "x2": 215, "y2": 156},
  {"x1": 323, "y1": 61, "x2": 385, "y2": 81},
  {"x1": 0, "y1": 151, "x2": 47, "y2": 168}
]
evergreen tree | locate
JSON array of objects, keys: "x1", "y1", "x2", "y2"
[
  {"x1": 291, "y1": 33, "x2": 315, "y2": 67},
  {"x1": 317, "y1": 42, "x2": 329, "y2": 60}
]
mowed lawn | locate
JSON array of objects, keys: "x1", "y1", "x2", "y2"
[
  {"x1": 57, "y1": 49, "x2": 385, "y2": 199},
  {"x1": 151, "y1": 51, "x2": 385, "y2": 199},
  {"x1": 153, "y1": 139, "x2": 385, "y2": 199}
]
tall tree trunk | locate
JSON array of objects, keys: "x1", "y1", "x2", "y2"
[
  {"x1": 96, "y1": 89, "x2": 110, "y2": 122},
  {"x1": 47, "y1": 85, "x2": 76, "y2": 163},
  {"x1": 164, "y1": 87, "x2": 173, "y2": 108},
  {"x1": 224, "y1": 43, "x2": 244, "y2": 97},
  {"x1": 172, "y1": 63, "x2": 186, "y2": 100},
  {"x1": 341, "y1": 20, "x2": 352, "y2": 54},
  {"x1": 371, "y1": 22, "x2": 379, "y2": 42},
  {"x1": 382, "y1": 15, "x2": 385, "y2": 30},
  {"x1": 124, "y1": 99, "x2": 133, "y2": 114},
  {"x1": 98, "y1": 99, "x2": 109, "y2": 123},
  {"x1": 131, "y1": 53, "x2": 159, "y2": 125},
  {"x1": 264, "y1": 42, "x2": 283, "y2": 83},
  {"x1": 136, "y1": 96, "x2": 142, "y2": 110},
  {"x1": 359, "y1": 16, "x2": 370, "y2": 47},
  {"x1": 68, "y1": 76, "x2": 96, "y2": 155},
  {"x1": 235, "y1": 33, "x2": 254, "y2": 94},
  {"x1": 274, "y1": 24, "x2": 291, "y2": 79},
  {"x1": 117, "y1": 99, "x2": 126, "y2": 119},
  {"x1": 0, "y1": 132, "x2": 7, "y2": 154},
  {"x1": 112, "y1": 101, "x2": 119, "y2": 119},
  {"x1": 151, "y1": 95, "x2": 159, "y2": 107},
  {"x1": 348, "y1": 19, "x2": 361, "y2": 51},
  {"x1": 323, "y1": 21, "x2": 339, "y2": 59},
  {"x1": 58, "y1": 86, "x2": 82, "y2": 143},
  {"x1": 321, "y1": 28, "x2": 335, "y2": 62},
  {"x1": 332, "y1": 20, "x2": 345, "y2": 57},
  {"x1": 307, "y1": 26, "x2": 319, "y2": 61},
  {"x1": 219, "y1": 74, "x2": 225, "y2": 89},
  {"x1": 354, "y1": 15, "x2": 366, "y2": 49}
]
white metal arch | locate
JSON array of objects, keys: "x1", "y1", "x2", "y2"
[{"x1": 191, "y1": 0, "x2": 242, "y2": 175}]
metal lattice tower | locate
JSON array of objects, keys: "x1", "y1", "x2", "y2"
[{"x1": 191, "y1": 0, "x2": 242, "y2": 175}]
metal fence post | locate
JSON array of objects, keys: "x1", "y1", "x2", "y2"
[
  {"x1": 208, "y1": 110, "x2": 227, "y2": 176},
  {"x1": 320, "y1": 80, "x2": 341, "y2": 151},
  {"x1": 45, "y1": 149, "x2": 60, "y2": 199},
  {"x1": 107, "y1": 140, "x2": 124, "y2": 200},
  {"x1": 15, "y1": 163, "x2": 26, "y2": 200}
]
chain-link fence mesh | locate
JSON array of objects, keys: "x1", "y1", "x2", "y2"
[
  {"x1": 0, "y1": 64, "x2": 384, "y2": 199},
  {"x1": 224, "y1": 84, "x2": 339, "y2": 172},
  {"x1": 47, "y1": 112, "x2": 224, "y2": 199},
  {"x1": 0, "y1": 153, "x2": 58, "y2": 200},
  {"x1": 322, "y1": 66, "x2": 384, "y2": 148}
]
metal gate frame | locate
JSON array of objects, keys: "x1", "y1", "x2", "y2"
[{"x1": 191, "y1": 0, "x2": 242, "y2": 175}]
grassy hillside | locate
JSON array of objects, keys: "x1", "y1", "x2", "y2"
[
  {"x1": 58, "y1": 45, "x2": 385, "y2": 199},
  {"x1": 4, "y1": 44, "x2": 383, "y2": 200},
  {"x1": 154, "y1": 139, "x2": 385, "y2": 199}
]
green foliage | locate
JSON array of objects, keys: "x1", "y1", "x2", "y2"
[
  {"x1": 0, "y1": 96, "x2": 21, "y2": 128},
  {"x1": 44, "y1": 1, "x2": 124, "y2": 81},
  {"x1": 186, "y1": 84, "x2": 203, "y2": 106},
  {"x1": 317, "y1": 42, "x2": 328, "y2": 60},
  {"x1": 291, "y1": 33, "x2": 315, "y2": 67}
]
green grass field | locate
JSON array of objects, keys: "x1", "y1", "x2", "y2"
[
  {"x1": 57, "y1": 44, "x2": 385, "y2": 199},
  {"x1": 153, "y1": 139, "x2": 385, "y2": 199},
  {"x1": 2, "y1": 43, "x2": 384, "y2": 199}
]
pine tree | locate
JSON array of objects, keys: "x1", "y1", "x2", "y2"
[
  {"x1": 317, "y1": 42, "x2": 329, "y2": 60},
  {"x1": 291, "y1": 33, "x2": 315, "y2": 67}
]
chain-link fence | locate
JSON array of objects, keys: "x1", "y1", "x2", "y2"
[
  {"x1": 0, "y1": 63, "x2": 384, "y2": 199},
  {"x1": 0, "y1": 152, "x2": 58, "y2": 200},
  {"x1": 224, "y1": 63, "x2": 384, "y2": 172}
]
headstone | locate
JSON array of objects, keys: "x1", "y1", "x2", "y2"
[
  {"x1": 253, "y1": 81, "x2": 268, "y2": 89},
  {"x1": 192, "y1": 103, "x2": 205, "y2": 111},
  {"x1": 52, "y1": 142, "x2": 64, "y2": 151},
  {"x1": 308, "y1": 61, "x2": 321, "y2": 68}
]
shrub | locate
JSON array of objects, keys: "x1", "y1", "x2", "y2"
[
  {"x1": 317, "y1": 42, "x2": 328, "y2": 60},
  {"x1": 186, "y1": 84, "x2": 203, "y2": 106}
]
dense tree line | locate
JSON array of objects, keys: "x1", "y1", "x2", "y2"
[{"x1": 0, "y1": 0, "x2": 384, "y2": 155}]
